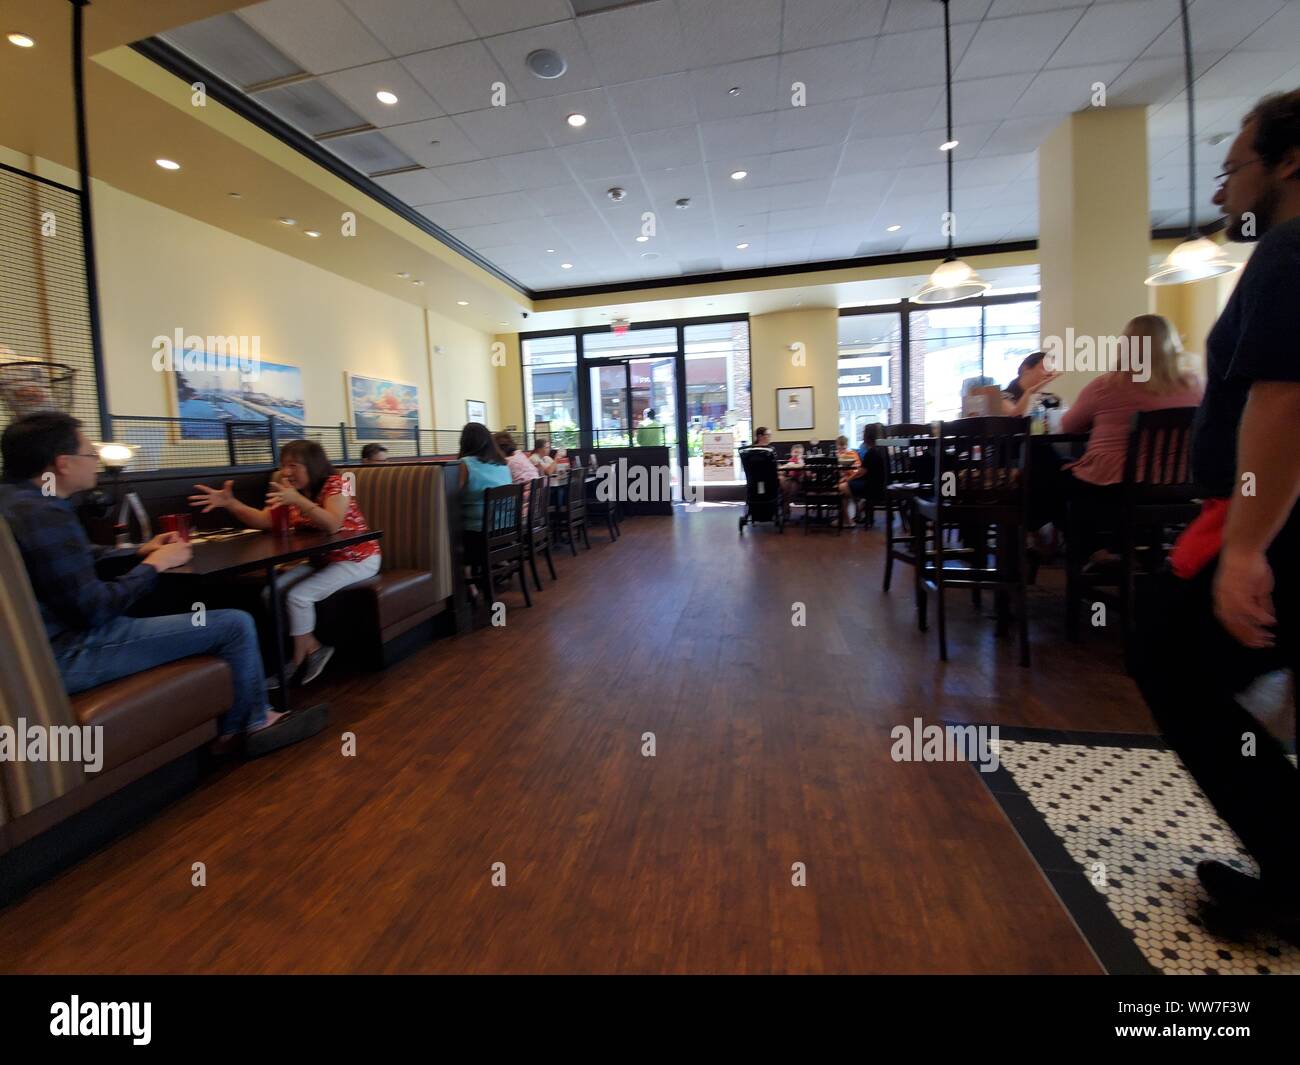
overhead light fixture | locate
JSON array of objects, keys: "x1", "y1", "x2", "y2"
[
  {"x1": 566, "y1": 113, "x2": 587, "y2": 128},
  {"x1": 915, "y1": 0, "x2": 990, "y2": 305},
  {"x1": 939, "y1": 139, "x2": 959, "y2": 151},
  {"x1": 560, "y1": 262, "x2": 574, "y2": 269},
  {"x1": 1146, "y1": 0, "x2": 1237, "y2": 287},
  {"x1": 8, "y1": 33, "x2": 35, "y2": 48},
  {"x1": 728, "y1": 87, "x2": 742, "y2": 97},
  {"x1": 456, "y1": 300, "x2": 469, "y2": 306},
  {"x1": 228, "y1": 191, "x2": 242, "y2": 199},
  {"x1": 96, "y1": 442, "x2": 135, "y2": 469},
  {"x1": 278, "y1": 217, "x2": 296, "y2": 226},
  {"x1": 730, "y1": 170, "x2": 748, "y2": 181},
  {"x1": 546, "y1": 248, "x2": 556, "y2": 253},
  {"x1": 735, "y1": 242, "x2": 750, "y2": 249},
  {"x1": 607, "y1": 186, "x2": 626, "y2": 202},
  {"x1": 155, "y1": 158, "x2": 181, "y2": 171},
  {"x1": 526, "y1": 48, "x2": 567, "y2": 79},
  {"x1": 635, "y1": 235, "x2": 649, "y2": 242},
  {"x1": 304, "y1": 229, "x2": 321, "y2": 238},
  {"x1": 396, "y1": 271, "x2": 410, "y2": 278},
  {"x1": 887, "y1": 224, "x2": 902, "y2": 232},
  {"x1": 376, "y1": 90, "x2": 398, "y2": 105},
  {"x1": 411, "y1": 279, "x2": 424, "y2": 286},
  {"x1": 674, "y1": 197, "x2": 691, "y2": 209}
]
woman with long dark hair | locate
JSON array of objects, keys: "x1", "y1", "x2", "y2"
[{"x1": 190, "y1": 438, "x2": 379, "y2": 686}]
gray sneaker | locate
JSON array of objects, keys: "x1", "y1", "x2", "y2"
[{"x1": 296, "y1": 644, "x2": 334, "y2": 686}]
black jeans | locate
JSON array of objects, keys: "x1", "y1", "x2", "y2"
[{"x1": 1132, "y1": 537, "x2": 1300, "y2": 883}]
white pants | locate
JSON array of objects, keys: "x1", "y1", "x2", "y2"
[{"x1": 263, "y1": 554, "x2": 382, "y2": 637}]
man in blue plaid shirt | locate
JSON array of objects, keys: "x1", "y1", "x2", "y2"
[{"x1": 0, "y1": 412, "x2": 324, "y2": 756}]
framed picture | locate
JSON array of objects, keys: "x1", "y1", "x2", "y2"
[
  {"x1": 775, "y1": 386, "x2": 814, "y2": 432},
  {"x1": 346, "y1": 372, "x2": 421, "y2": 442},
  {"x1": 171, "y1": 355, "x2": 305, "y2": 440},
  {"x1": 466, "y1": 399, "x2": 487, "y2": 423}
]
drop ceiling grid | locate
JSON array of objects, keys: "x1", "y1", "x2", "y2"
[{"x1": 157, "y1": 0, "x2": 1298, "y2": 290}]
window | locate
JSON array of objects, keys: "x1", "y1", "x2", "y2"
[
  {"x1": 684, "y1": 320, "x2": 751, "y2": 486},
  {"x1": 837, "y1": 312, "x2": 902, "y2": 444},
  {"x1": 521, "y1": 334, "x2": 579, "y2": 448}
]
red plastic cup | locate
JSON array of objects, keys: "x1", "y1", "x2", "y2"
[
  {"x1": 160, "y1": 513, "x2": 192, "y2": 542},
  {"x1": 270, "y1": 505, "x2": 292, "y2": 537}
]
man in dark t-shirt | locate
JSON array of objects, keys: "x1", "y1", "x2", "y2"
[{"x1": 1133, "y1": 90, "x2": 1300, "y2": 941}]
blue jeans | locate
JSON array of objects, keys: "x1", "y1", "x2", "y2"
[{"x1": 53, "y1": 610, "x2": 269, "y2": 736}]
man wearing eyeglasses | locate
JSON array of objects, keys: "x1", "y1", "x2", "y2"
[
  {"x1": 1134, "y1": 89, "x2": 1300, "y2": 942},
  {"x1": 0, "y1": 411, "x2": 324, "y2": 757}
]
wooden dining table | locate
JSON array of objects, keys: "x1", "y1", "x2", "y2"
[{"x1": 162, "y1": 526, "x2": 384, "y2": 714}]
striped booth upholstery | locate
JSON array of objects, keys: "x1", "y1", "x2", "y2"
[{"x1": 316, "y1": 462, "x2": 453, "y2": 668}]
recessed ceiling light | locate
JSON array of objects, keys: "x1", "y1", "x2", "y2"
[
  {"x1": 546, "y1": 248, "x2": 555, "y2": 253},
  {"x1": 635, "y1": 235, "x2": 649, "y2": 243},
  {"x1": 396, "y1": 271, "x2": 410, "y2": 279},
  {"x1": 730, "y1": 170, "x2": 748, "y2": 181},
  {"x1": 566, "y1": 113, "x2": 587, "y2": 128},
  {"x1": 727, "y1": 87, "x2": 741, "y2": 96},
  {"x1": 641, "y1": 252, "x2": 660, "y2": 260},
  {"x1": 735, "y1": 242, "x2": 750, "y2": 249},
  {"x1": 155, "y1": 158, "x2": 181, "y2": 171},
  {"x1": 376, "y1": 90, "x2": 398, "y2": 105},
  {"x1": 940, "y1": 139, "x2": 959, "y2": 151},
  {"x1": 887, "y1": 224, "x2": 902, "y2": 232},
  {"x1": 456, "y1": 300, "x2": 469, "y2": 306},
  {"x1": 560, "y1": 262, "x2": 574, "y2": 269},
  {"x1": 304, "y1": 230, "x2": 321, "y2": 238},
  {"x1": 228, "y1": 191, "x2": 242, "y2": 199},
  {"x1": 278, "y1": 217, "x2": 296, "y2": 226},
  {"x1": 8, "y1": 33, "x2": 35, "y2": 48},
  {"x1": 411, "y1": 279, "x2": 424, "y2": 286}
]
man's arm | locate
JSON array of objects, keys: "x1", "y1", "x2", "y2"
[{"x1": 1215, "y1": 381, "x2": 1300, "y2": 647}]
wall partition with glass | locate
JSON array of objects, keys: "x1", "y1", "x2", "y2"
[
  {"x1": 520, "y1": 316, "x2": 752, "y2": 489},
  {"x1": 838, "y1": 292, "x2": 1040, "y2": 432}
]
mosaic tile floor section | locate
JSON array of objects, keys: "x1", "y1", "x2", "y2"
[{"x1": 984, "y1": 731, "x2": 1299, "y2": 975}]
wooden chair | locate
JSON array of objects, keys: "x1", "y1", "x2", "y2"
[
  {"x1": 524, "y1": 476, "x2": 557, "y2": 591},
  {"x1": 1065, "y1": 407, "x2": 1201, "y2": 664},
  {"x1": 881, "y1": 430, "x2": 935, "y2": 592},
  {"x1": 471, "y1": 483, "x2": 531, "y2": 609},
  {"x1": 912, "y1": 417, "x2": 1032, "y2": 666},
  {"x1": 797, "y1": 455, "x2": 844, "y2": 533},
  {"x1": 584, "y1": 463, "x2": 621, "y2": 540},
  {"x1": 553, "y1": 469, "x2": 591, "y2": 555}
]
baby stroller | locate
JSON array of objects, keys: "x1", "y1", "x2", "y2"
[{"x1": 738, "y1": 446, "x2": 784, "y2": 533}]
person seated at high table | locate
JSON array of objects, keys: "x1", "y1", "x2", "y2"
[
  {"x1": 529, "y1": 437, "x2": 558, "y2": 476},
  {"x1": 834, "y1": 435, "x2": 862, "y2": 523},
  {"x1": 0, "y1": 412, "x2": 324, "y2": 757},
  {"x1": 495, "y1": 431, "x2": 539, "y2": 518},
  {"x1": 1001, "y1": 350, "x2": 1060, "y2": 416},
  {"x1": 779, "y1": 443, "x2": 806, "y2": 519},
  {"x1": 1052, "y1": 314, "x2": 1203, "y2": 567},
  {"x1": 189, "y1": 439, "x2": 381, "y2": 688},
  {"x1": 848, "y1": 424, "x2": 887, "y2": 527},
  {"x1": 458, "y1": 422, "x2": 513, "y2": 599},
  {"x1": 360, "y1": 443, "x2": 388, "y2": 463}
]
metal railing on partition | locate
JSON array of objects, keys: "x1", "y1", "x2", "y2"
[{"x1": 105, "y1": 414, "x2": 463, "y2": 472}]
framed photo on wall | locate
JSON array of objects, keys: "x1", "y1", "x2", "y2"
[
  {"x1": 775, "y1": 386, "x2": 814, "y2": 432},
  {"x1": 466, "y1": 399, "x2": 487, "y2": 423},
  {"x1": 169, "y1": 354, "x2": 305, "y2": 441},
  {"x1": 346, "y1": 371, "x2": 420, "y2": 442}
]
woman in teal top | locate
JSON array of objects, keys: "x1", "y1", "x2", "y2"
[{"x1": 458, "y1": 421, "x2": 512, "y2": 532}]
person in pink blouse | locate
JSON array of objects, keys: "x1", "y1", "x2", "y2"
[
  {"x1": 1055, "y1": 314, "x2": 1204, "y2": 562},
  {"x1": 495, "y1": 432, "x2": 540, "y2": 518}
]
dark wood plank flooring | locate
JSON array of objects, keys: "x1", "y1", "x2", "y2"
[{"x1": 0, "y1": 506, "x2": 1170, "y2": 973}]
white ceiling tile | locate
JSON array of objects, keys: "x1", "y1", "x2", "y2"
[
  {"x1": 484, "y1": 22, "x2": 603, "y2": 100},
  {"x1": 883, "y1": 0, "x2": 994, "y2": 34},
  {"x1": 628, "y1": 127, "x2": 703, "y2": 171},
  {"x1": 525, "y1": 89, "x2": 620, "y2": 144},
  {"x1": 698, "y1": 113, "x2": 776, "y2": 160},
  {"x1": 453, "y1": 103, "x2": 554, "y2": 155},
  {"x1": 676, "y1": 0, "x2": 783, "y2": 69},
  {"x1": 1195, "y1": 50, "x2": 1300, "y2": 99},
  {"x1": 320, "y1": 60, "x2": 444, "y2": 126},
  {"x1": 762, "y1": 179, "x2": 832, "y2": 210},
  {"x1": 766, "y1": 145, "x2": 844, "y2": 185},
  {"x1": 1105, "y1": 53, "x2": 1217, "y2": 109},
  {"x1": 237, "y1": 0, "x2": 388, "y2": 74},
  {"x1": 399, "y1": 41, "x2": 514, "y2": 115},
  {"x1": 771, "y1": 100, "x2": 856, "y2": 151},
  {"x1": 373, "y1": 167, "x2": 457, "y2": 204},
  {"x1": 429, "y1": 158, "x2": 518, "y2": 196},
  {"x1": 778, "y1": 40, "x2": 876, "y2": 105},
  {"x1": 978, "y1": 114, "x2": 1060, "y2": 156},
  {"x1": 690, "y1": 57, "x2": 782, "y2": 120},
  {"x1": 953, "y1": 153, "x2": 1034, "y2": 187},
  {"x1": 1007, "y1": 63, "x2": 1127, "y2": 117},
  {"x1": 470, "y1": 193, "x2": 546, "y2": 224},
  {"x1": 556, "y1": 137, "x2": 637, "y2": 180},
  {"x1": 937, "y1": 72, "x2": 1036, "y2": 124},
  {"x1": 839, "y1": 133, "x2": 924, "y2": 174},
  {"x1": 526, "y1": 184, "x2": 593, "y2": 216},
  {"x1": 490, "y1": 148, "x2": 575, "y2": 190},
  {"x1": 642, "y1": 165, "x2": 711, "y2": 201},
  {"x1": 1239, "y1": 0, "x2": 1300, "y2": 50},
  {"x1": 577, "y1": 0, "x2": 687, "y2": 83},
  {"x1": 767, "y1": 207, "x2": 829, "y2": 233},
  {"x1": 863, "y1": 24, "x2": 979, "y2": 92},
  {"x1": 1047, "y1": 1, "x2": 1177, "y2": 69},
  {"x1": 456, "y1": 0, "x2": 573, "y2": 37},
  {"x1": 340, "y1": 0, "x2": 477, "y2": 55},
  {"x1": 782, "y1": 0, "x2": 888, "y2": 50},
  {"x1": 1143, "y1": 0, "x2": 1285, "y2": 60},
  {"x1": 957, "y1": 9, "x2": 1084, "y2": 78},
  {"x1": 607, "y1": 74, "x2": 698, "y2": 134},
  {"x1": 382, "y1": 115, "x2": 484, "y2": 167},
  {"x1": 418, "y1": 198, "x2": 494, "y2": 229},
  {"x1": 850, "y1": 87, "x2": 943, "y2": 138}
]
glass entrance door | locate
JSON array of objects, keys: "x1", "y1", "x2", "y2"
[
  {"x1": 629, "y1": 356, "x2": 676, "y2": 452},
  {"x1": 589, "y1": 364, "x2": 631, "y2": 447}
]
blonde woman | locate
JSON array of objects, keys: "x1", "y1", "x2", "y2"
[{"x1": 1056, "y1": 314, "x2": 1203, "y2": 560}]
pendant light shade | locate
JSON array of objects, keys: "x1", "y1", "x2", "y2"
[
  {"x1": 916, "y1": 0, "x2": 990, "y2": 304},
  {"x1": 1145, "y1": 0, "x2": 1238, "y2": 286}
]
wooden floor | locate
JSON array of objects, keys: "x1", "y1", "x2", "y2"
[{"x1": 0, "y1": 505, "x2": 1170, "y2": 973}]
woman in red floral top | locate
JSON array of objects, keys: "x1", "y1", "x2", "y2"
[{"x1": 190, "y1": 439, "x2": 380, "y2": 687}]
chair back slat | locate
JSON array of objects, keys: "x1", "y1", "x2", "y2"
[
  {"x1": 483, "y1": 483, "x2": 524, "y2": 548},
  {"x1": 801, "y1": 454, "x2": 841, "y2": 492},
  {"x1": 527, "y1": 476, "x2": 550, "y2": 533},
  {"x1": 565, "y1": 472, "x2": 588, "y2": 521},
  {"x1": 1122, "y1": 407, "x2": 1199, "y2": 499},
  {"x1": 933, "y1": 416, "x2": 1029, "y2": 504}
]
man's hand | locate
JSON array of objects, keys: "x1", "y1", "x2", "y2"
[
  {"x1": 142, "y1": 540, "x2": 193, "y2": 572},
  {"x1": 137, "y1": 531, "x2": 182, "y2": 556},
  {"x1": 1214, "y1": 547, "x2": 1276, "y2": 648}
]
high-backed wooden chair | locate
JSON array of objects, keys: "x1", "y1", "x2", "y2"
[
  {"x1": 524, "y1": 476, "x2": 557, "y2": 591},
  {"x1": 470, "y1": 483, "x2": 530, "y2": 609}
]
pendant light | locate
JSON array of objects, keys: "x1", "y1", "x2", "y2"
[
  {"x1": 1145, "y1": 0, "x2": 1237, "y2": 285},
  {"x1": 915, "y1": 0, "x2": 990, "y2": 304}
]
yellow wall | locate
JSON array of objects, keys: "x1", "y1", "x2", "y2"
[
  {"x1": 492, "y1": 333, "x2": 525, "y2": 433},
  {"x1": 748, "y1": 308, "x2": 840, "y2": 441}
]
